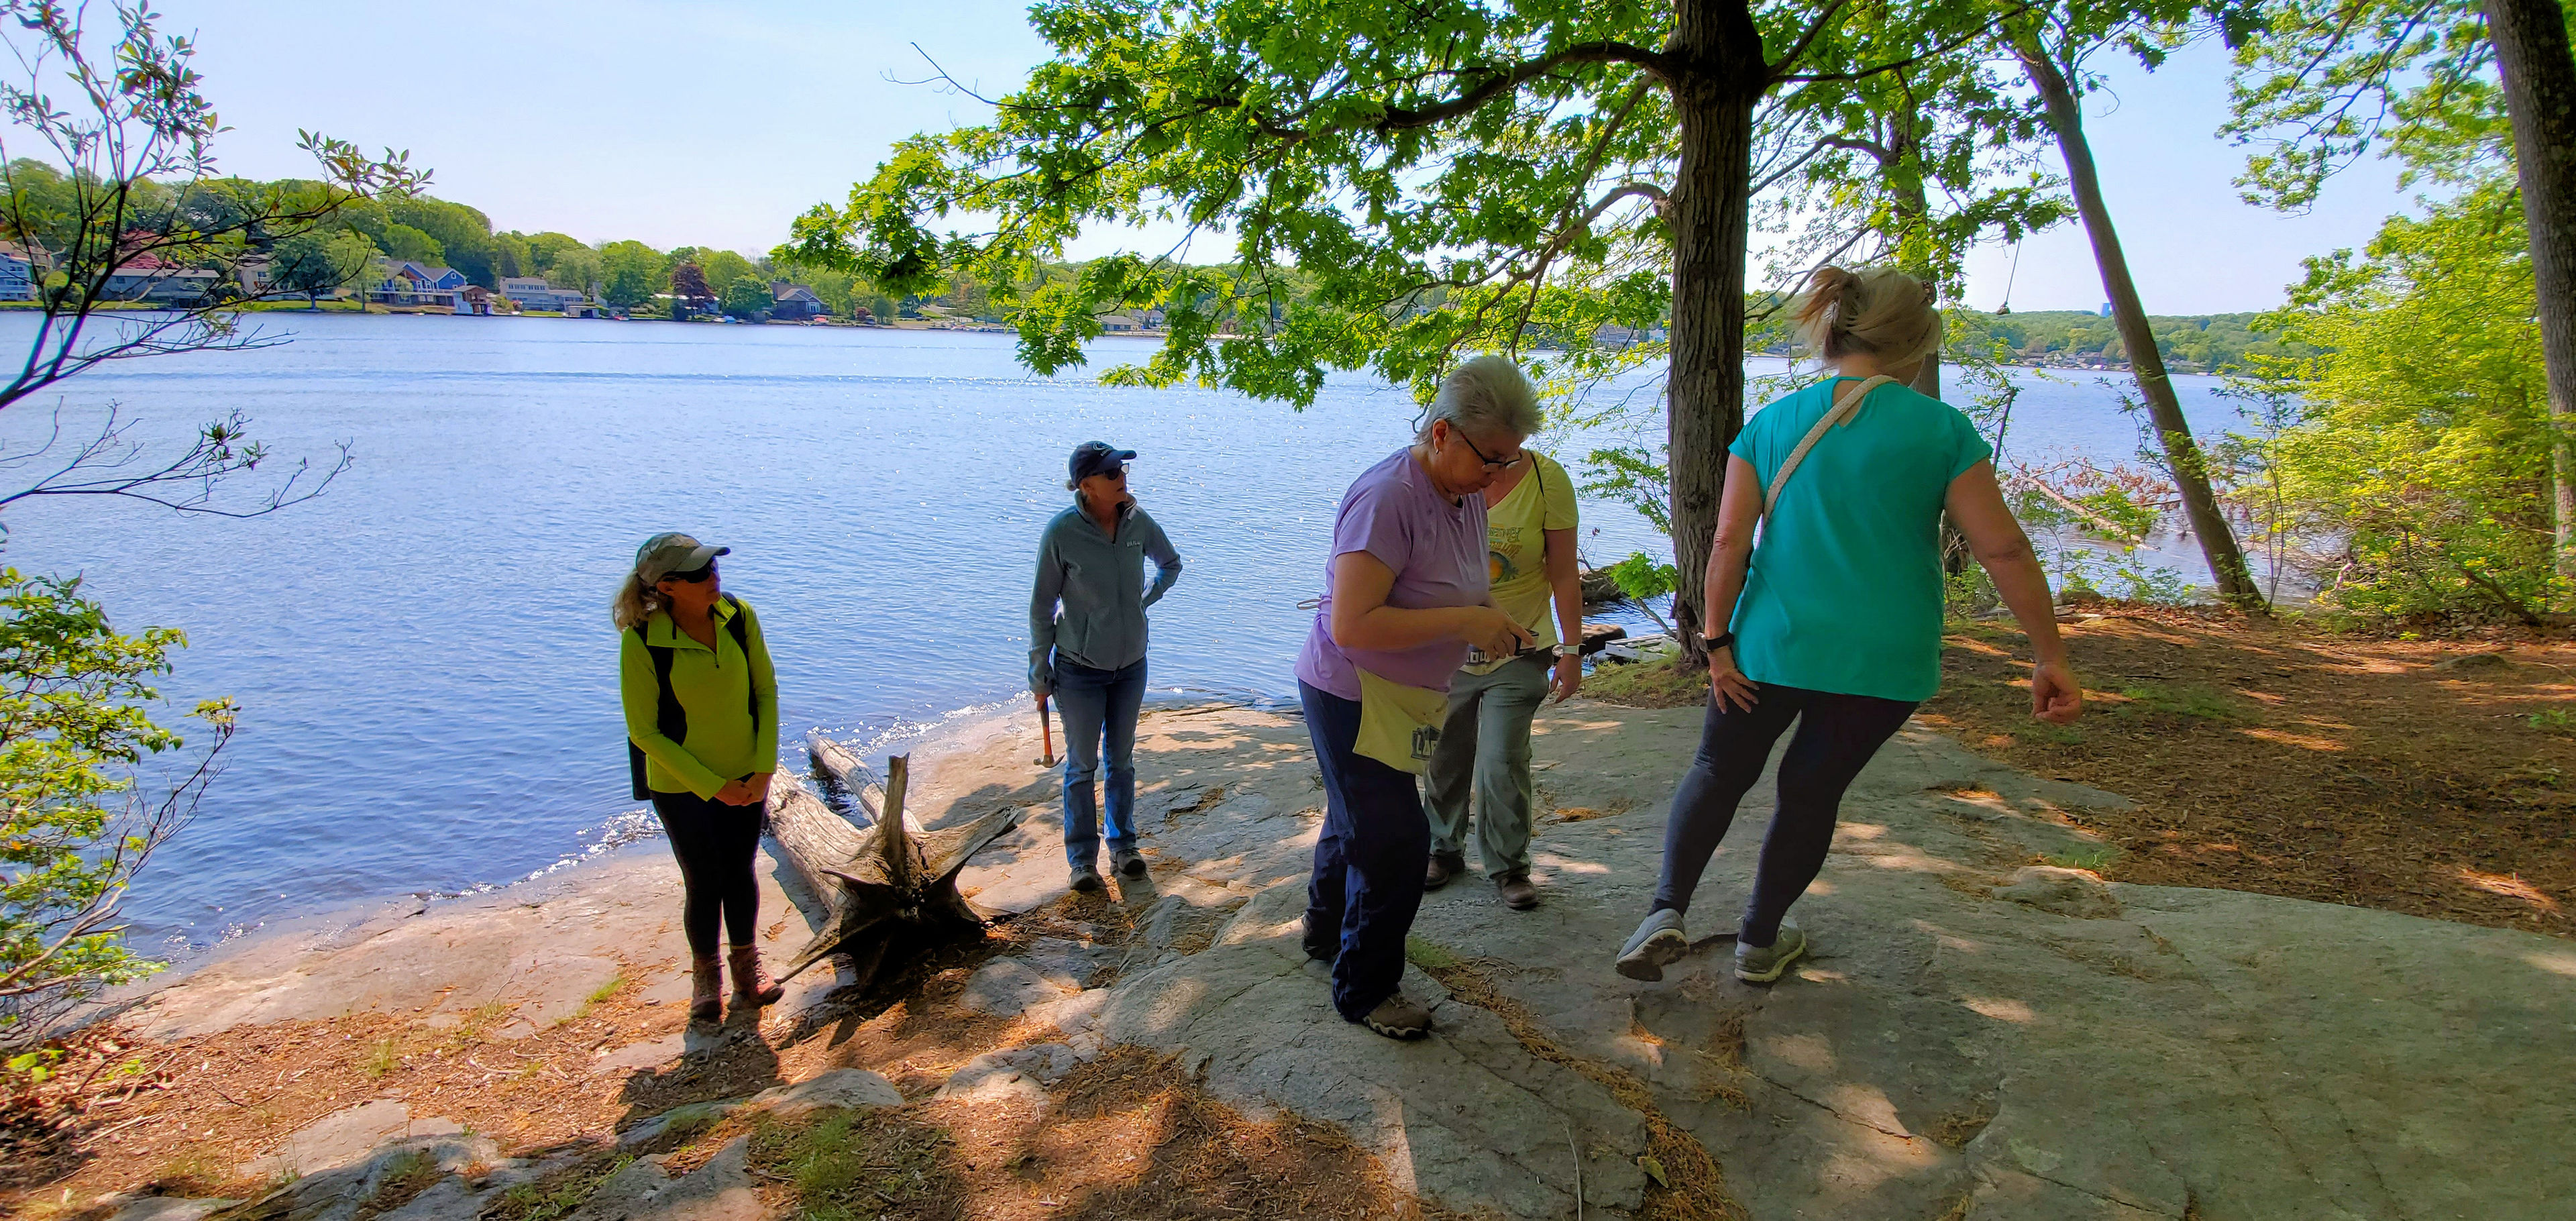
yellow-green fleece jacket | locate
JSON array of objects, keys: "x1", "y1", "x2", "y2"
[{"x1": 620, "y1": 597, "x2": 779, "y2": 798}]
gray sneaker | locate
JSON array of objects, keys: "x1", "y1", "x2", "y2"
[
  {"x1": 1069, "y1": 864, "x2": 1106, "y2": 894},
  {"x1": 1112, "y1": 848, "x2": 1148, "y2": 879},
  {"x1": 1733, "y1": 920, "x2": 1807, "y2": 984},
  {"x1": 1360, "y1": 993, "x2": 1434, "y2": 1039},
  {"x1": 1615, "y1": 908, "x2": 1689, "y2": 981}
]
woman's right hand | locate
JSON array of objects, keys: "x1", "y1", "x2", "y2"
[
  {"x1": 1708, "y1": 646, "x2": 1760, "y2": 712},
  {"x1": 1462, "y1": 606, "x2": 1536, "y2": 658},
  {"x1": 712, "y1": 778, "x2": 761, "y2": 806}
]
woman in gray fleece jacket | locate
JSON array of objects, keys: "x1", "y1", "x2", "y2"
[{"x1": 1030, "y1": 441, "x2": 1184, "y2": 891}]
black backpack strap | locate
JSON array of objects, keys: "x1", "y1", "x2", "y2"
[
  {"x1": 629, "y1": 623, "x2": 685, "y2": 800},
  {"x1": 723, "y1": 595, "x2": 759, "y2": 731}
]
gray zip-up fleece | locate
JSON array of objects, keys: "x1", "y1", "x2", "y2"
[{"x1": 1029, "y1": 496, "x2": 1183, "y2": 692}]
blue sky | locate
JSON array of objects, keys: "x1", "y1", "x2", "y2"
[{"x1": 106, "y1": 1, "x2": 2413, "y2": 314}]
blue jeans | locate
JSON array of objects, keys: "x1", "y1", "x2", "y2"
[
  {"x1": 1052, "y1": 656, "x2": 1146, "y2": 867},
  {"x1": 1299, "y1": 680, "x2": 1431, "y2": 1022}
]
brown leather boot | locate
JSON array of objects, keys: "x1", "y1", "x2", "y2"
[
  {"x1": 728, "y1": 945, "x2": 784, "y2": 1010},
  {"x1": 688, "y1": 953, "x2": 723, "y2": 1024}
]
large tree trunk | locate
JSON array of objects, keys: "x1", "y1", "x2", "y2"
[
  {"x1": 1664, "y1": 0, "x2": 1768, "y2": 663},
  {"x1": 2485, "y1": 0, "x2": 2576, "y2": 585},
  {"x1": 2017, "y1": 40, "x2": 2265, "y2": 611}
]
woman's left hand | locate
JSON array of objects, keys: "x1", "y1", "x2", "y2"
[
  {"x1": 746, "y1": 772, "x2": 773, "y2": 804},
  {"x1": 1551, "y1": 653, "x2": 1582, "y2": 703}
]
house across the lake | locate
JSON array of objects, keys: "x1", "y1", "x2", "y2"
[
  {"x1": 499, "y1": 276, "x2": 593, "y2": 313},
  {"x1": 367, "y1": 261, "x2": 470, "y2": 309},
  {"x1": 769, "y1": 281, "x2": 827, "y2": 321},
  {"x1": 0, "y1": 240, "x2": 48, "y2": 301},
  {"x1": 101, "y1": 252, "x2": 219, "y2": 304}
]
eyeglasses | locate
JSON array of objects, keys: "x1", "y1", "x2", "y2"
[
  {"x1": 662, "y1": 562, "x2": 716, "y2": 584},
  {"x1": 1452, "y1": 427, "x2": 1524, "y2": 472},
  {"x1": 1095, "y1": 466, "x2": 1126, "y2": 481}
]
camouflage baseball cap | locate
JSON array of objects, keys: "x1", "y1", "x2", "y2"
[{"x1": 634, "y1": 532, "x2": 730, "y2": 583}]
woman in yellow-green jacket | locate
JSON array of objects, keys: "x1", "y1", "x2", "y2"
[{"x1": 615, "y1": 532, "x2": 782, "y2": 1024}]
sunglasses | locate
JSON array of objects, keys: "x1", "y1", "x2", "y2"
[{"x1": 661, "y1": 561, "x2": 716, "y2": 584}]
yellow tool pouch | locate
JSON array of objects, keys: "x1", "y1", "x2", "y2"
[{"x1": 1354, "y1": 668, "x2": 1450, "y2": 774}]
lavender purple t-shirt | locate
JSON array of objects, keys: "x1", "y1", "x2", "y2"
[{"x1": 1295, "y1": 447, "x2": 1491, "y2": 701}]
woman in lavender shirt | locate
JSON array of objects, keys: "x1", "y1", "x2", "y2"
[{"x1": 1297, "y1": 356, "x2": 1542, "y2": 1039}]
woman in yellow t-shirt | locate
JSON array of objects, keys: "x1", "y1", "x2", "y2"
[{"x1": 1422, "y1": 449, "x2": 1580, "y2": 910}]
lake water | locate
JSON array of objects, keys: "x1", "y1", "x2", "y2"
[{"x1": 4, "y1": 314, "x2": 2253, "y2": 956}]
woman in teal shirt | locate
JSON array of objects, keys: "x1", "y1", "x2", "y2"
[{"x1": 1616, "y1": 266, "x2": 2083, "y2": 986}]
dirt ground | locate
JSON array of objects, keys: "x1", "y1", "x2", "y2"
[
  {"x1": 1589, "y1": 606, "x2": 2575, "y2": 939},
  {"x1": 2, "y1": 896, "x2": 1458, "y2": 1220}
]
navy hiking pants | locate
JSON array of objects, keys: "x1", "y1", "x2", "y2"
[{"x1": 1298, "y1": 680, "x2": 1432, "y2": 1022}]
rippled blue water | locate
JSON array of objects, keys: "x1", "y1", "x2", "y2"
[{"x1": 3, "y1": 314, "x2": 2246, "y2": 955}]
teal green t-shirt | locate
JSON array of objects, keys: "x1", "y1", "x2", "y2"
[{"x1": 1725, "y1": 378, "x2": 1993, "y2": 702}]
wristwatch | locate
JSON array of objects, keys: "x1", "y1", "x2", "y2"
[
  {"x1": 1552, "y1": 642, "x2": 1582, "y2": 658},
  {"x1": 1703, "y1": 631, "x2": 1736, "y2": 651}
]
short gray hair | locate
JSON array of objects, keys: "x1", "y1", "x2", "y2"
[{"x1": 1416, "y1": 354, "x2": 1542, "y2": 443}]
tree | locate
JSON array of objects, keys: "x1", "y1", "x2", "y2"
[
  {"x1": 2229, "y1": 0, "x2": 2576, "y2": 585},
  {"x1": 266, "y1": 227, "x2": 377, "y2": 308},
  {"x1": 0, "y1": 570, "x2": 233, "y2": 1049},
  {"x1": 2255, "y1": 176, "x2": 2547, "y2": 620},
  {"x1": 598, "y1": 239, "x2": 667, "y2": 309},
  {"x1": 377, "y1": 221, "x2": 443, "y2": 266},
  {"x1": 699, "y1": 248, "x2": 757, "y2": 292},
  {"x1": 0, "y1": 0, "x2": 421, "y2": 512},
  {"x1": 2010, "y1": 3, "x2": 2266, "y2": 609},
  {"x1": 546, "y1": 245, "x2": 604, "y2": 295},
  {"x1": 387, "y1": 195, "x2": 498, "y2": 286},
  {"x1": 671, "y1": 261, "x2": 714, "y2": 307},
  {"x1": 788, "y1": 0, "x2": 2031, "y2": 661},
  {"x1": 514, "y1": 229, "x2": 589, "y2": 275},
  {"x1": 0, "y1": 1, "x2": 415, "y2": 1047},
  {"x1": 721, "y1": 274, "x2": 772, "y2": 319}
]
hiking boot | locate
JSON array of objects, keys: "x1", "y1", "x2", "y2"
[
  {"x1": 1069, "y1": 864, "x2": 1106, "y2": 894},
  {"x1": 728, "y1": 945, "x2": 784, "y2": 1009},
  {"x1": 1495, "y1": 872, "x2": 1540, "y2": 910},
  {"x1": 1615, "y1": 909, "x2": 1689, "y2": 982},
  {"x1": 1424, "y1": 851, "x2": 1468, "y2": 890},
  {"x1": 1112, "y1": 848, "x2": 1148, "y2": 879},
  {"x1": 1359, "y1": 993, "x2": 1434, "y2": 1040},
  {"x1": 1733, "y1": 920, "x2": 1808, "y2": 984},
  {"x1": 688, "y1": 953, "x2": 723, "y2": 1024}
]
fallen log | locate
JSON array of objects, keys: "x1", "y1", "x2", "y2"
[
  {"x1": 765, "y1": 751, "x2": 1021, "y2": 990},
  {"x1": 805, "y1": 730, "x2": 884, "y2": 823}
]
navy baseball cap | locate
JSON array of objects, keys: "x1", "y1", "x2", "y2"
[{"x1": 1069, "y1": 441, "x2": 1136, "y2": 482}]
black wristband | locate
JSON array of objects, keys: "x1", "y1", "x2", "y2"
[{"x1": 1703, "y1": 631, "x2": 1735, "y2": 650}]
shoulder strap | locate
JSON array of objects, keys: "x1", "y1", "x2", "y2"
[
  {"x1": 1763, "y1": 375, "x2": 1898, "y2": 519},
  {"x1": 639, "y1": 625, "x2": 685, "y2": 743},
  {"x1": 723, "y1": 595, "x2": 759, "y2": 731}
]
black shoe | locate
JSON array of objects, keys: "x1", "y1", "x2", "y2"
[
  {"x1": 1112, "y1": 848, "x2": 1148, "y2": 878},
  {"x1": 1424, "y1": 851, "x2": 1468, "y2": 890},
  {"x1": 1069, "y1": 865, "x2": 1105, "y2": 894},
  {"x1": 1301, "y1": 916, "x2": 1335, "y2": 962}
]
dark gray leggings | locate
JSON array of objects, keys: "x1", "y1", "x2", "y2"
[{"x1": 1651, "y1": 683, "x2": 1917, "y2": 947}]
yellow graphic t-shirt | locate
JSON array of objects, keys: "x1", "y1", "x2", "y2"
[{"x1": 1472, "y1": 451, "x2": 1579, "y2": 670}]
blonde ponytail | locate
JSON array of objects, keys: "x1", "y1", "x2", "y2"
[
  {"x1": 610, "y1": 571, "x2": 665, "y2": 631},
  {"x1": 1791, "y1": 265, "x2": 1941, "y2": 365}
]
